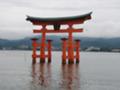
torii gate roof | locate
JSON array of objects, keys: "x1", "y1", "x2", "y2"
[{"x1": 26, "y1": 12, "x2": 92, "y2": 25}]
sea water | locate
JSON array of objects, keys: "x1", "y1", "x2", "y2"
[{"x1": 0, "y1": 51, "x2": 120, "y2": 90}]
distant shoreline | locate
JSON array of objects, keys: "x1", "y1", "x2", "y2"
[{"x1": 0, "y1": 49, "x2": 120, "y2": 53}]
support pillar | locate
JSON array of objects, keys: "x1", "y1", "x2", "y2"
[
  {"x1": 40, "y1": 31, "x2": 46, "y2": 63},
  {"x1": 31, "y1": 38, "x2": 38, "y2": 64},
  {"x1": 75, "y1": 39, "x2": 80, "y2": 64},
  {"x1": 61, "y1": 38, "x2": 67, "y2": 64},
  {"x1": 47, "y1": 39, "x2": 52, "y2": 63},
  {"x1": 68, "y1": 31, "x2": 74, "y2": 64}
]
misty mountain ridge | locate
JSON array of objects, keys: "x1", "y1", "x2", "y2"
[{"x1": 0, "y1": 35, "x2": 120, "y2": 50}]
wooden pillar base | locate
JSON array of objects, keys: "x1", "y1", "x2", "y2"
[
  {"x1": 40, "y1": 58, "x2": 45, "y2": 63},
  {"x1": 62, "y1": 59, "x2": 66, "y2": 64},
  {"x1": 48, "y1": 59, "x2": 51, "y2": 63},
  {"x1": 76, "y1": 59, "x2": 79, "y2": 64},
  {"x1": 68, "y1": 60, "x2": 74, "y2": 64},
  {"x1": 32, "y1": 58, "x2": 36, "y2": 64}
]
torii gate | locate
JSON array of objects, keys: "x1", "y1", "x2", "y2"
[{"x1": 26, "y1": 12, "x2": 92, "y2": 64}]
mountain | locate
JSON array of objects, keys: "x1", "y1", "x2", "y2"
[
  {"x1": 0, "y1": 36, "x2": 120, "y2": 51},
  {"x1": 80, "y1": 37, "x2": 120, "y2": 49}
]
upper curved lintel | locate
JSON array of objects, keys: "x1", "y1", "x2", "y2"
[{"x1": 26, "y1": 12, "x2": 92, "y2": 24}]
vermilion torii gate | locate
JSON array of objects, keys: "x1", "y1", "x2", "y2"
[{"x1": 26, "y1": 12, "x2": 92, "y2": 64}]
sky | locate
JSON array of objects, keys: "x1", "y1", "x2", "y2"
[{"x1": 0, "y1": 0, "x2": 120, "y2": 39}]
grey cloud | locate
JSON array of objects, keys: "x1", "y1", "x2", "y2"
[{"x1": 0, "y1": 0, "x2": 120, "y2": 39}]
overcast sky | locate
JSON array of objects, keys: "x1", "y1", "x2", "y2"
[{"x1": 0, "y1": 0, "x2": 120, "y2": 39}]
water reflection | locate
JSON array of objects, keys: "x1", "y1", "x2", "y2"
[
  {"x1": 31, "y1": 63, "x2": 51, "y2": 88},
  {"x1": 31, "y1": 63, "x2": 80, "y2": 90},
  {"x1": 59, "y1": 64, "x2": 80, "y2": 90}
]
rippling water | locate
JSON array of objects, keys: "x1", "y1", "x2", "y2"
[{"x1": 0, "y1": 51, "x2": 120, "y2": 90}]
